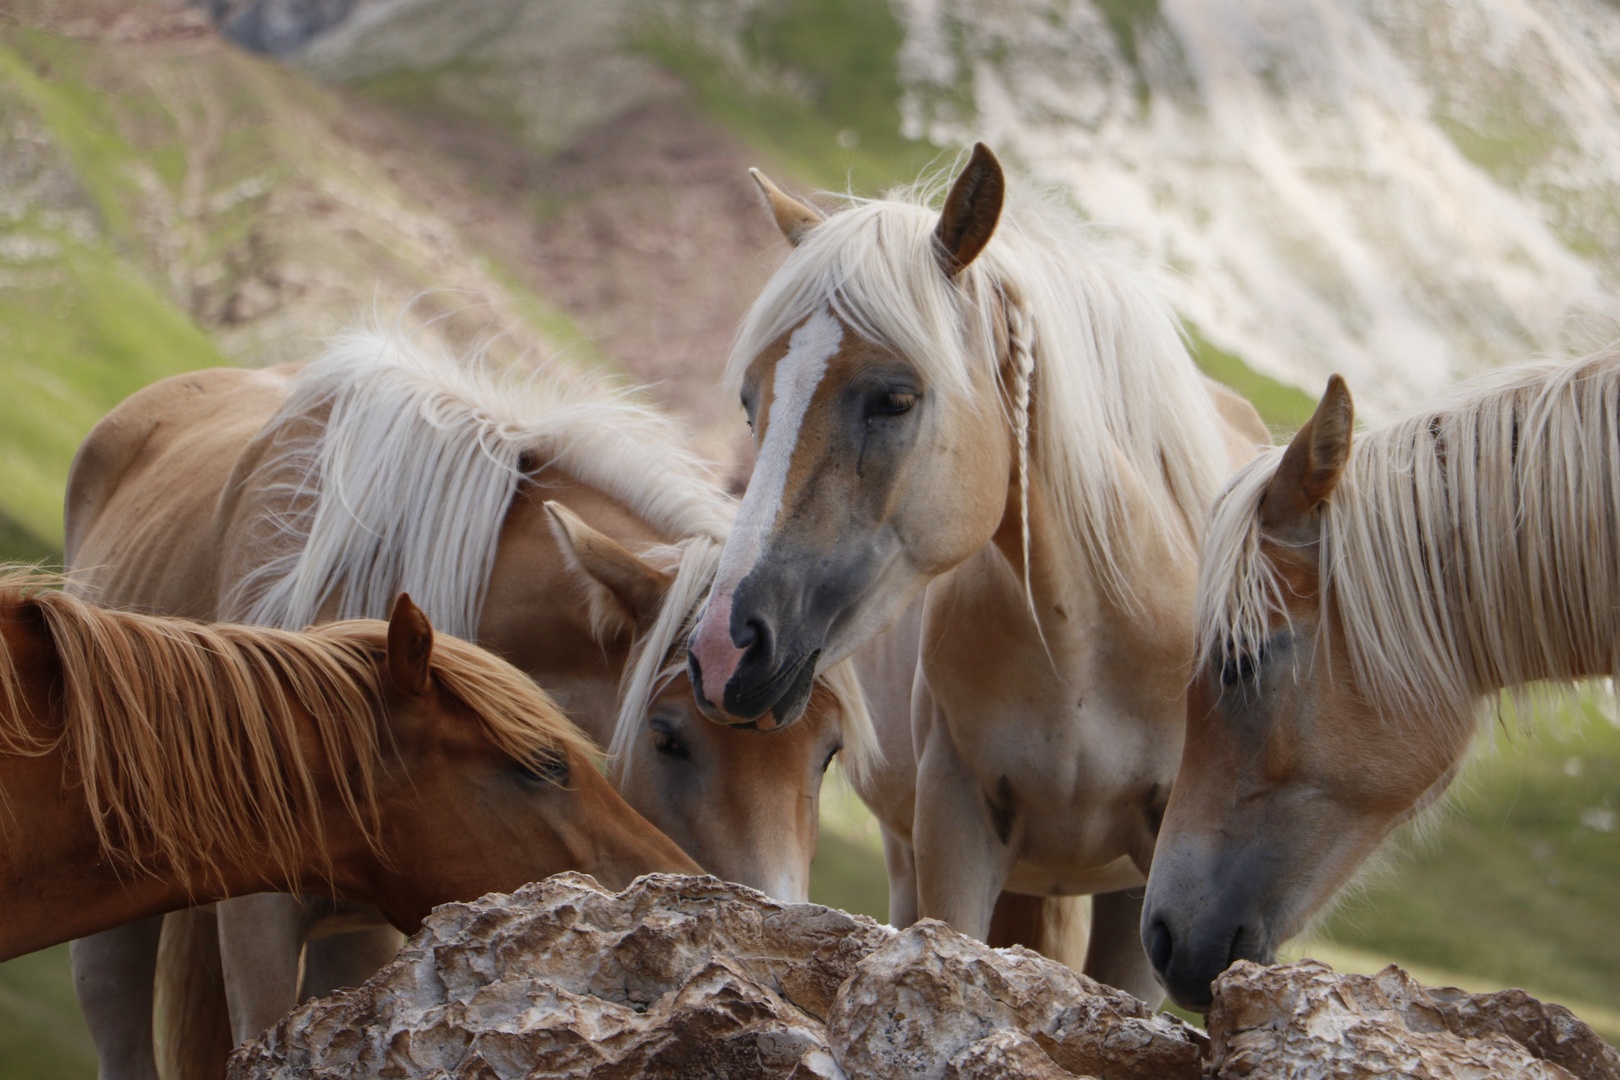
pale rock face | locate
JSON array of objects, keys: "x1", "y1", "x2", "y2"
[
  {"x1": 226, "y1": 873, "x2": 891, "y2": 1080},
  {"x1": 228, "y1": 879, "x2": 1618, "y2": 1080},
  {"x1": 828, "y1": 920, "x2": 1207, "y2": 1080},
  {"x1": 1208, "y1": 959, "x2": 1620, "y2": 1080}
]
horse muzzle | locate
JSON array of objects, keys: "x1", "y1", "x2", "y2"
[
  {"x1": 1141, "y1": 845, "x2": 1277, "y2": 1012},
  {"x1": 688, "y1": 645, "x2": 819, "y2": 731}
]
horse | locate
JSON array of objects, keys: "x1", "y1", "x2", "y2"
[
  {"x1": 0, "y1": 570, "x2": 696, "y2": 960},
  {"x1": 686, "y1": 144, "x2": 1269, "y2": 1001},
  {"x1": 1142, "y1": 348, "x2": 1620, "y2": 1010},
  {"x1": 63, "y1": 331, "x2": 872, "y2": 1080}
]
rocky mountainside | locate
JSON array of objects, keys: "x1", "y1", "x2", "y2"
[{"x1": 269, "y1": 0, "x2": 1620, "y2": 414}]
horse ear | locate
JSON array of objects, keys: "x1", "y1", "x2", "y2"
[
  {"x1": 1261, "y1": 375, "x2": 1354, "y2": 534},
  {"x1": 544, "y1": 501, "x2": 674, "y2": 641},
  {"x1": 750, "y1": 168, "x2": 825, "y2": 246},
  {"x1": 934, "y1": 142, "x2": 1005, "y2": 276},
  {"x1": 387, "y1": 593, "x2": 434, "y2": 697}
]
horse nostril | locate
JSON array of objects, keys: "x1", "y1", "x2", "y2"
[
  {"x1": 739, "y1": 617, "x2": 771, "y2": 661},
  {"x1": 1147, "y1": 918, "x2": 1174, "y2": 974}
]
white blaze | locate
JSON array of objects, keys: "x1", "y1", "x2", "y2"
[{"x1": 711, "y1": 307, "x2": 844, "y2": 598}]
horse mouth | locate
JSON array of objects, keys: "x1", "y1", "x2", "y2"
[{"x1": 689, "y1": 648, "x2": 820, "y2": 731}]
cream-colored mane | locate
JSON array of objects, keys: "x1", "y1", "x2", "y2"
[
  {"x1": 221, "y1": 328, "x2": 874, "y2": 777},
  {"x1": 1199, "y1": 349, "x2": 1620, "y2": 736},
  {"x1": 0, "y1": 569, "x2": 587, "y2": 886},
  {"x1": 727, "y1": 172, "x2": 1231, "y2": 600}
]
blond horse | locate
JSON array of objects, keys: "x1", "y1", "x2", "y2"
[
  {"x1": 1145, "y1": 350, "x2": 1620, "y2": 1010},
  {"x1": 64, "y1": 332, "x2": 871, "y2": 1080},
  {"x1": 0, "y1": 571, "x2": 694, "y2": 958},
  {"x1": 688, "y1": 146, "x2": 1267, "y2": 1001}
]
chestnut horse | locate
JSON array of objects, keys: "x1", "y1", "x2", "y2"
[
  {"x1": 688, "y1": 145, "x2": 1267, "y2": 1001},
  {"x1": 63, "y1": 332, "x2": 871, "y2": 1079},
  {"x1": 0, "y1": 571, "x2": 694, "y2": 959},
  {"x1": 1145, "y1": 350, "x2": 1620, "y2": 1010}
]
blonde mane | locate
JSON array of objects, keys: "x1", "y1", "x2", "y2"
[
  {"x1": 1198, "y1": 348, "x2": 1620, "y2": 736},
  {"x1": 227, "y1": 327, "x2": 733, "y2": 635},
  {"x1": 727, "y1": 170, "x2": 1231, "y2": 600},
  {"x1": 0, "y1": 569, "x2": 587, "y2": 887},
  {"x1": 218, "y1": 327, "x2": 876, "y2": 775}
]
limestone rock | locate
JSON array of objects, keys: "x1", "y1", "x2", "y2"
[
  {"x1": 827, "y1": 920, "x2": 1206, "y2": 1080},
  {"x1": 1208, "y1": 959, "x2": 1618, "y2": 1080},
  {"x1": 943, "y1": 1028, "x2": 1091, "y2": 1080},
  {"x1": 227, "y1": 873, "x2": 890, "y2": 1080}
]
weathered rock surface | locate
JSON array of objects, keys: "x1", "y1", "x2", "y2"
[
  {"x1": 229, "y1": 878, "x2": 1618, "y2": 1080},
  {"x1": 1209, "y1": 959, "x2": 1620, "y2": 1080},
  {"x1": 227, "y1": 874, "x2": 891, "y2": 1080},
  {"x1": 829, "y1": 920, "x2": 1206, "y2": 1080}
]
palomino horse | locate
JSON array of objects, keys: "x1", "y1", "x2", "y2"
[
  {"x1": 1144, "y1": 351, "x2": 1620, "y2": 1010},
  {"x1": 689, "y1": 145, "x2": 1267, "y2": 1000},
  {"x1": 64, "y1": 332, "x2": 872, "y2": 1079},
  {"x1": 0, "y1": 571, "x2": 695, "y2": 959}
]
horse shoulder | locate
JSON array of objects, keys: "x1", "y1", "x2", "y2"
[{"x1": 1201, "y1": 376, "x2": 1272, "y2": 465}]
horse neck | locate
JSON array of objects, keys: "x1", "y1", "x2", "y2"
[
  {"x1": 988, "y1": 448, "x2": 1201, "y2": 696},
  {"x1": 0, "y1": 617, "x2": 382, "y2": 959}
]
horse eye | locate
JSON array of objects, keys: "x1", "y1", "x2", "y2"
[
  {"x1": 1220, "y1": 651, "x2": 1260, "y2": 686},
  {"x1": 518, "y1": 749, "x2": 570, "y2": 786},
  {"x1": 650, "y1": 718, "x2": 690, "y2": 760},
  {"x1": 870, "y1": 391, "x2": 916, "y2": 417},
  {"x1": 821, "y1": 745, "x2": 841, "y2": 773}
]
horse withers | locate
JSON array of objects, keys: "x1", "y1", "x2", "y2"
[
  {"x1": 688, "y1": 145, "x2": 1268, "y2": 1000},
  {"x1": 0, "y1": 572, "x2": 695, "y2": 959},
  {"x1": 1144, "y1": 353, "x2": 1620, "y2": 1010}
]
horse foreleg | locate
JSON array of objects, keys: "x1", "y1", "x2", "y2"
[
  {"x1": 1085, "y1": 888, "x2": 1164, "y2": 1007},
  {"x1": 299, "y1": 925, "x2": 404, "y2": 1001},
  {"x1": 879, "y1": 825, "x2": 919, "y2": 928},
  {"x1": 71, "y1": 917, "x2": 163, "y2": 1080},
  {"x1": 215, "y1": 893, "x2": 316, "y2": 1045},
  {"x1": 911, "y1": 721, "x2": 1014, "y2": 941}
]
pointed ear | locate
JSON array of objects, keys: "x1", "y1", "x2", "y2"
[
  {"x1": 935, "y1": 142, "x2": 1005, "y2": 276},
  {"x1": 544, "y1": 501, "x2": 674, "y2": 642},
  {"x1": 386, "y1": 593, "x2": 433, "y2": 697},
  {"x1": 750, "y1": 168, "x2": 825, "y2": 246},
  {"x1": 1261, "y1": 375, "x2": 1354, "y2": 535}
]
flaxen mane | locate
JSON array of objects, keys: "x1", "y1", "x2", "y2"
[
  {"x1": 727, "y1": 167, "x2": 1231, "y2": 602},
  {"x1": 0, "y1": 569, "x2": 586, "y2": 886},
  {"x1": 1198, "y1": 349, "x2": 1620, "y2": 738},
  {"x1": 218, "y1": 328, "x2": 875, "y2": 777}
]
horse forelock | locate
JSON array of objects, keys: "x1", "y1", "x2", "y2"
[
  {"x1": 226, "y1": 326, "x2": 733, "y2": 635},
  {"x1": 0, "y1": 568, "x2": 588, "y2": 888},
  {"x1": 1197, "y1": 348, "x2": 1620, "y2": 740},
  {"x1": 727, "y1": 172, "x2": 1231, "y2": 606}
]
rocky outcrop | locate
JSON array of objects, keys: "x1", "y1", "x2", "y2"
[
  {"x1": 829, "y1": 920, "x2": 1205, "y2": 1080},
  {"x1": 1208, "y1": 959, "x2": 1620, "y2": 1080},
  {"x1": 228, "y1": 877, "x2": 1618, "y2": 1080}
]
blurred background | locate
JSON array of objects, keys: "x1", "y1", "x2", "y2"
[{"x1": 2, "y1": 0, "x2": 1618, "y2": 1071}]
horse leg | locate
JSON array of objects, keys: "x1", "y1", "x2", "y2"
[
  {"x1": 71, "y1": 917, "x2": 163, "y2": 1080},
  {"x1": 153, "y1": 907, "x2": 232, "y2": 1080},
  {"x1": 911, "y1": 715, "x2": 1013, "y2": 940},
  {"x1": 215, "y1": 893, "x2": 317, "y2": 1046},
  {"x1": 1084, "y1": 888, "x2": 1164, "y2": 1007},
  {"x1": 298, "y1": 926, "x2": 405, "y2": 1001},
  {"x1": 879, "y1": 824, "x2": 919, "y2": 928}
]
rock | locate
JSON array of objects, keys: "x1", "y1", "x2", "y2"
[
  {"x1": 827, "y1": 920, "x2": 1206, "y2": 1080},
  {"x1": 227, "y1": 873, "x2": 891, "y2": 1080},
  {"x1": 943, "y1": 1028, "x2": 1090, "y2": 1080},
  {"x1": 1208, "y1": 959, "x2": 1619, "y2": 1080}
]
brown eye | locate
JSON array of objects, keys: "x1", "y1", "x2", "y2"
[
  {"x1": 650, "y1": 717, "x2": 689, "y2": 760},
  {"x1": 870, "y1": 391, "x2": 916, "y2": 417},
  {"x1": 517, "y1": 749, "x2": 570, "y2": 786}
]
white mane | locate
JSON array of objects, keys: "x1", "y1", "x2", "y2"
[
  {"x1": 223, "y1": 327, "x2": 875, "y2": 775},
  {"x1": 1198, "y1": 348, "x2": 1620, "y2": 735},
  {"x1": 727, "y1": 172, "x2": 1231, "y2": 600}
]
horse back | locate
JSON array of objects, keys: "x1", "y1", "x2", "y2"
[{"x1": 65, "y1": 365, "x2": 299, "y2": 617}]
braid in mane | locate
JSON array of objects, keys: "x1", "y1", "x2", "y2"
[{"x1": 1003, "y1": 286, "x2": 1039, "y2": 621}]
